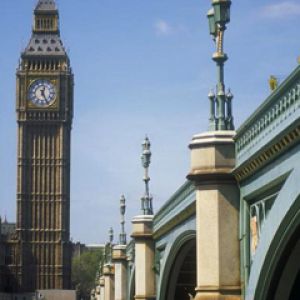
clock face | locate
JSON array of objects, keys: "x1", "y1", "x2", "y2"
[{"x1": 28, "y1": 79, "x2": 56, "y2": 107}]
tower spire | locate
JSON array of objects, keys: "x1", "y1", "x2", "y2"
[
  {"x1": 140, "y1": 136, "x2": 153, "y2": 215},
  {"x1": 33, "y1": 0, "x2": 59, "y2": 34},
  {"x1": 21, "y1": 0, "x2": 67, "y2": 60}
]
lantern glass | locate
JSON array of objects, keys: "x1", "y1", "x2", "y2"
[
  {"x1": 207, "y1": 8, "x2": 216, "y2": 36},
  {"x1": 212, "y1": 0, "x2": 231, "y2": 25}
]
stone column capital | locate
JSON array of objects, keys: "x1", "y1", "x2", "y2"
[
  {"x1": 112, "y1": 244, "x2": 127, "y2": 261},
  {"x1": 189, "y1": 131, "x2": 236, "y2": 148},
  {"x1": 103, "y1": 264, "x2": 115, "y2": 276},
  {"x1": 187, "y1": 130, "x2": 236, "y2": 184},
  {"x1": 99, "y1": 277, "x2": 105, "y2": 287},
  {"x1": 131, "y1": 215, "x2": 154, "y2": 239}
]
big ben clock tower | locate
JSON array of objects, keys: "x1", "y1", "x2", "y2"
[{"x1": 15, "y1": 0, "x2": 73, "y2": 291}]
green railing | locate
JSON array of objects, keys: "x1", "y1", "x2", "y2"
[{"x1": 235, "y1": 66, "x2": 300, "y2": 164}]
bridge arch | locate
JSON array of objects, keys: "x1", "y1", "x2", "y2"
[
  {"x1": 246, "y1": 168, "x2": 300, "y2": 300},
  {"x1": 159, "y1": 230, "x2": 196, "y2": 300}
]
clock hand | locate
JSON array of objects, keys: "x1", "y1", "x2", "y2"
[{"x1": 40, "y1": 87, "x2": 46, "y2": 100}]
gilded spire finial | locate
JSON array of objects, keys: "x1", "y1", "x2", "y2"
[
  {"x1": 119, "y1": 195, "x2": 127, "y2": 245},
  {"x1": 141, "y1": 136, "x2": 153, "y2": 215}
]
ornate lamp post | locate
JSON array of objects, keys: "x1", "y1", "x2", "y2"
[
  {"x1": 105, "y1": 227, "x2": 114, "y2": 264},
  {"x1": 186, "y1": 3, "x2": 240, "y2": 299},
  {"x1": 141, "y1": 136, "x2": 153, "y2": 215},
  {"x1": 109, "y1": 227, "x2": 114, "y2": 244},
  {"x1": 131, "y1": 136, "x2": 156, "y2": 300},
  {"x1": 119, "y1": 195, "x2": 127, "y2": 245},
  {"x1": 207, "y1": 0, "x2": 234, "y2": 131},
  {"x1": 103, "y1": 228, "x2": 115, "y2": 300},
  {"x1": 112, "y1": 195, "x2": 128, "y2": 300}
]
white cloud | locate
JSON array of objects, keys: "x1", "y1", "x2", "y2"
[
  {"x1": 154, "y1": 20, "x2": 173, "y2": 36},
  {"x1": 261, "y1": 1, "x2": 300, "y2": 18}
]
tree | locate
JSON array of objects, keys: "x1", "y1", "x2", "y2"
[{"x1": 72, "y1": 249, "x2": 103, "y2": 300}]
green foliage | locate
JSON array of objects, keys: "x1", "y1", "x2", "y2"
[{"x1": 72, "y1": 249, "x2": 103, "y2": 300}]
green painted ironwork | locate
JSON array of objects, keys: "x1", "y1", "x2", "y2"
[
  {"x1": 236, "y1": 66, "x2": 300, "y2": 164},
  {"x1": 245, "y1": 166, "x2": 300, "y2": 300},
  {"x1": 207, "y1": 0, "x2": 234, "y2": 131},
  {"x1": 153, "y1": 181, "x2": 195, "y2": 230},
  {"x1": 238, "y1": 142, "x2": 297, "y2": 296},
  {"x1": 249, "y1": 193, "x2": 278, "y2": 259}
]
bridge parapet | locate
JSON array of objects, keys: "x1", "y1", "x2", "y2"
[
  {"x1": 235, "y1": 66, "x2": 300, "y2": 181},
  {"x1": 153, "y1": 181, "x2": 195, "y2": 239}
]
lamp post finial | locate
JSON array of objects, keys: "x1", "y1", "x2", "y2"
[{"x1": 140, "y1": 136, "x2": 153, "y2": 215}]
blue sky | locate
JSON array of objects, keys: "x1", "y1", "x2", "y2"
[{"x1": 0, "y1": 0, "x2": 299, "y2": 243}]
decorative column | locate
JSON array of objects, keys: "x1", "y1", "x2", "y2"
[
  {"x1": 187, "y1": 1, "x2": 241, "y2": 299},
  {"x1": 103, "y1": 264, "x2": 115, "y2": 300},
  {"x1": 99, "y1": 276, "x2": 105, "y2": 300},
  {"x1": 188, "y1": 132, "x2": 240, "y2": 300},
  {"x1": 103, "y1": 228, "x2": 115, "y2": 300},
  {"x1": 131, "y1": 137, "x2": 156, "y2": 300},
  {"x1": 113, "y1": 195, "x2": 128, "y2": 300},
  {"x1": 95, "y1": 271, "x2": 101, "y2": 300},
  {"x1": 95, "y1": 287, "x2": 101, "y2": 300}
]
